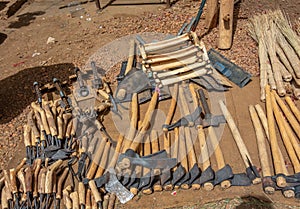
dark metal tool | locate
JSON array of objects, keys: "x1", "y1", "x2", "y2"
[
  {"x1": 91, "y1": 61, "x2": 103, "y2": 89},
  {"x1": 53, "y1": 78, "x2": 72, "y2": 113}
]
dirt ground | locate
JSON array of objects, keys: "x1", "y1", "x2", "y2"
[{"x1": 0, "y1": 0, "x2": 300, "y2": 208}]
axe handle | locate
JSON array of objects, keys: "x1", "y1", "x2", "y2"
[
  {"x1": 254, "y1": 104, "x2": 270, "y2": 140},
  {"x1": 271, "y1": 92, "x2": 300, "y2": 173},
  {"x1": 107, "y1": 134, "x2": 124, "y2": 169},
  {"x1": 9, "y1": 169, "x2": 17, "y2": 194},
  {"x1": 86, "y1": 138, "x2": 107, "y2": 180},
  {"x1": 17, "y1": 168, "x2": 26, "y2": 193},
  {"x1": 23, "y1": 124, "x2": 31, "y2": 147},
  {"x1": 178, "y1": 126, "x2": 189, "y2": 178},
  {"x1": 122, "y1": 93, "x2": 138, "y2": 153},
  {"x1": 95, "y1": 141, "x2": 111, "y2": 178},
  {"x1": 249, "y1": 105, "x2": 272, "y2": 177},
  {"x1": 57, "y1": 114, "x2": 64, "y2": 139},
  {"x1": 103, "y1": 194, "x2": 109, "y2": 209},
  {"x1": 32, "y1": 102, "x2": 51, "y2": 135},
  {"x1": 3, "y1": 170, "x2": 12, "y2": 201},
  {"x1": 89, "y1": 180, "x2": 102, "y2": 203},
  {"x1": 38, "y1": 168, "x2": 47, "y2": 195},
  {"x1": 63, "y1": 187, "x2": 73, "y2": 209},
  {"x1": 189, "y1": 85, "x2": 211, "y2": 169},
  {"x1": 31, "y1": 129, "x2": 36, "y2": 148},
  {"x1": 45, "y1": 160, "x2": 63, "y2": 194},
  {"x1": 125, "y1": 39, "x2": 135, "y2": 75},
  {"x1": 130, "y1": 91, "x2": 158, "y2": 151},
  {"x1": 219, "y1": 100, "x2": 253, "y2": 167},
  {"x1": 65, "y1": 118, "x2": 73, "y2": 139},
  {"x1": 163, "y1": 84, "x2": 179, "y2": 131},
  {"x1": 265, "y1": 85, "x2": 287, "y2": 187},
  {"x1": 285, "y1": 96, "x2": 300, "y2": 123},
  {"x1": 274, "y1": 91, "x2": 300, "y2": 139},
  {"x1": 151, "y1": 130, "x2": 161, "y2": 176},
  {"x1": 107, "y1": 193, "x2": 116, "y2": 209},
  {"x1": 142, "y1": 135, "x2": 153, "y2": 194},
  {"x1": 24, "y1": 167, "x2": 33, "y2": 193}
]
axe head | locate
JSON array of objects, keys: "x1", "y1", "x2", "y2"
[
  {"x1": 105, "y1": 169, "x2": 134, "y2": 204},
  {"x1": 199, "y1": 166, "x2": 215, "y2": 185},
  {"x1": 201, "y1": 114, "x2": 226, "y2": 128},
  {"x1": 172, "y1": 164, "x2": 186, "y2": 186},
  {"x1": 230, "y1": 173, "x2": 252, "y2": 186},
  {"x1": 213, "y1": 164, "x2": 233, "y2": 186},
  {"x1": 188, "y1": 164, "x2": 201, "y2": 185}
]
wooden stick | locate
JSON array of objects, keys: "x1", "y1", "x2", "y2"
[
  {"x1": 95, "y1": 141, "x2": 111, "y2": 178},
  {"x1": 218, "y1": 0, "x2": 234, "y2": 49},
  {"x1": 254, "y1": 104, "x2": 269, "y2": 140},
  {"x1": 125, "y1": 40, "x2": 135, "y2": 75},
  {"x1": 149, "y1": 56, "x2": 199, "y2": 72},
  {"x1": 142, "y1": 135, "x2": 153, "y2": 194},
  {"x1": 220, "y1": 100, "x2": 261, "y2": 184},
  {"x1": 273, "y1": 91, "x2": 300, "y2": 139},
  {"x1": 285, "y1": 96, "x2": 300, "y2": 123},
  {"x1": 189, "y1": 84, "x2": 214, "y2": 191},
  {"x1": 265, "y1": 85, "x2": 287, "y2": 187},
  {"x1": 249, "y1": 105, "x2": 274, "y2": 193},
  {"x1": 271, "y1": 92, "x2": 300, "y2": 173}
]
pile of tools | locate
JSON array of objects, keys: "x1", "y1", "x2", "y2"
[
  {"x1": 249, "y1": 10, "x2": 300, "y2": 101},
  {"x1": 249, "y1": 85, "x2": 300, "y2": 199}
]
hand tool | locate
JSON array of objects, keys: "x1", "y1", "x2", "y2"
[
  {"x1": 55, "y1": 167, "x2": 69, "y2": 209},
  {"x1": 53, "y1": 78, "x2": 72, "y2": 113},
  {"x1": 189, "y1": 84, "x2": 214, "y2": 190},
  {"x1": 107, "y1": 193, "x2": 116, "y2": 209},
  {"x1": 78, "y1": 182, "x2": 85, "y2": 209},
  {"x1": 27, "y1": 110, "x2": 41, "y2": 158},
  {"x1": 2, "y1": 186, "x2": 9, "y2": 209},
  {"x1": 219, "y1": 100, "x2": 261, "y2": 184},
  {"x1": 88, "y1": 180, "x2": 102, "y2": 209},
  {"x1": 3, "y1": 170, "x2": 13, "y2": 209},
  {"x1": 150, "y1": 130, "x2": 163, "y2": 192},
  {"x1": 24, "y1": 167, "x2": 33, "y2": 209},
  {"x1": 44, "y1": 160, "x2": 63, "y2": 209},
  {"x1": 24, "y1": 124, "x2": 33, "y2": 165},
  {"x1": 43, "y1": 103, "x2": 58, "y2": 146},
  {"x1": 70, "y1": 192, "x2": 80, "y2": 209},
  {"x1": 198, "y1": 89, "x2": 232, "y2": 188},
  {"x1": 33, "y1": 110, "x2": 47, "y2": 152},
  {"x1": 33, "y1": 82, "x2": 43, "y2": 108},
  {"x1": 249, "y1": 105, "x2": 275, "y2": 194},
  {"x1": 265, "y1": 85, "x2": 287, "y2": 188},
  {"x1": 33, "y1": 159, "x2": 42, "y2": 209},
  {"x1": 38, "y1": 167, "x2": 47, "y2": 209},
  {"x1": 139, "y1": 136, "x2": 153, "y2": 194},
  {"x1": 17, "y1": 168, "x2": 26, "y2": 208},
  {"x1": 102, "y1": 194, "x2": 109, "y2": 209},
  {"x1": 10, "y1": 168, "x2": 20, "y2": 209},
  {"x1": 85, "y1": 189, "x2": 91, "y2": 209},
  {"x1": 94, "y1": 141, "x2": 111, "y2": 179},
  {"x1": 62, "y1": 186, "x2": 72, "y2": 209}
]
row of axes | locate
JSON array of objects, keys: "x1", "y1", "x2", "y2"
[{"x1": 250, "y1": 85, "x2": 300, "y2": 198}]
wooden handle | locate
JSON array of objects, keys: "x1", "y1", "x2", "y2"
[
  {"x1": 122, "y1": 93, "x2": 138, "y2": 153},
  {"x1": 103, "y1": 194, "x2": 109, "y2": 209},
  {"x1": 125, "y1": 39, "x2": 135, "y2": 75},
  {"x1": 17, "y1": 168, "x2": 26, "y2": 193},
  {"x1": 27, "y1": 110, "x2": 40, "y2": 139},
  {"x1": 31, "y1": 129, "x2": 37, "y2": 147},
  {"x1": 218, "y1": 0, "x2": 234, "y2": 49},
  {"x1": 25, "y1": 167, "x2": 33, "y2": 192},
  {"x1": 274, "y1": 92, "x2": 300, "y2": 139},
  {"x1": 265, "y1": 85, "x2": 287, "y2": 187},
  {"x1": 219, "y1": 100, "x2": 253, "y2": 167},
  {"x1": 70, "y1": 191, "x2": 80, "y2": 209},
  {"x1": 63, "y1": 186, "x2": 73, "y2": 209},
  {"x1": 57, "y1": 114, "x2": 64, "y2": 139},
  {"x1": 3, "y1": 170, "x2": 13, "y2": 201},
  {"x1": 65, "y1": 119, "x2": 73, "y2": 139},
  {"x1": 107, "y1": 134, "x2": 124, "y2": 170},
  {"x1": 86, "y1": 138, "x2": 107, "y2": 180},
  {"x1": 95, "y1": 141, "x2": 111, "y2": 178},
  {"x1": 249, "y1": 105, "x2": 272, "y2": 177},
  {"x1": 271, "y1": 92, "x2": 300, "y2": 173},
  {"x1": 89, "y1": 180, "x2": 102, "y2": 203},
  {"x1": 130, "y1": 91, "x2": 158, "y2": 151},
  {"x1": 44, "y1": 103, "x2": 58, "y2": 136},
  {"x1": 33, "y1": 159, "x2": 42, "y2": 197},
  {"x1": 1, "y1": 186, "x2": 9, "y2": 209},
  {"x1": 285, "y1": 96, "x2": 300, "y2": 123},
  {"x1": 178, "y1": 127, "x2": 189, "y2": 172},
  {"x1": 31, "y1": 102, "x2": 51, "y2": 135},
  {"x1": 86, "y1": 189, "x2": 92, "y2": 209},
  {"x1": 23, "y1": 124, "x2": 31, "y2": 147},
  {"x1": 163, "y1": 83, "x2": 178, "y2": 130},
  {"x1": 38, "y1": 167, "x2": 47, "y2": 194},
  {"x1": 56, "y1": 167, "x2": 69, "y2": 199},
  {"x1": 9, "y1": 169, "x2": 17, "y2": 194},
  {"x1": 254, "y1": 104, "x2": 270, "y2": 140},
  {"x1": 45, "y1": 159, "x2": 63, "y2": 194},
  {"x1": 107, "y1": 193, "x2": 116, "y2": 209},
  {"x1": 78, "y1": 182, "x2": 85, "y2": 207},
  {"x1": 171, "y1": 127, "x2": 179, "y2": 160}
]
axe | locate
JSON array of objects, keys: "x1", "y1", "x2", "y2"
[
  {"x1": 151, "y1": 130, "x2": 163, "y2": 192},
  {"x1": 189, "y1": 84, "x2": 214, "y2": 190},
  {"x1": 139, "y1": 135, "x2": 153, "y2": 194},
  {"x1": 265, "y1": 85, "x2": 287, "y2": 188},
  {"x1": 219, "y1": 100, "x2": 261, "y2": 185},
  {"x1": 198, "y1": 89, "x2": 232, "y2": 188},
  {"x1": 249, "y1": 105, "x2": 275, "y2": 194}
]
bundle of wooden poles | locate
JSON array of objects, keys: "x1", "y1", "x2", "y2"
[
  {"x1": 248, "y1": 10, "x2": 300, "y2": 102},
  {"x1": 249, "y1": 86, "x2": 300, "y2": 198}
]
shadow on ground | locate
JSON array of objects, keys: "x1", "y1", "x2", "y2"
[
  {"x1": 0, "y1": 33, "x2": 7, "y2": 45},
  {"x1": 8, "y1": 11, "x2": 45, "y2": 28},
  {"x1": 0, "y1": 63, "x2": 74, "y2": 124}
]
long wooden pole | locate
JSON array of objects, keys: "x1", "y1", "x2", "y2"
[{"x1": 218, "y1": 0, "x2": 234, "y2": 49}]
